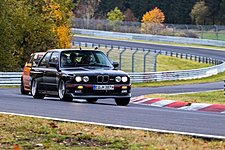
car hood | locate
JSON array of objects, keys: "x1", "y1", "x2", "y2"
[{"x1": 61, "y1": 68, "x2": 128, "y2": 76}]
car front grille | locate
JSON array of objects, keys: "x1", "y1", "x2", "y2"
[{"x1": 97, "y1": 75, "x2": 109, "y2": 83}]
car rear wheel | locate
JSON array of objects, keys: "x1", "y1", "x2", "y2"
[
  {"x1": 31, "y1": 79, "x2": 45, "y2": 99},
  {"x1": 20, "y1": 78, "x2": 29, "y2": 95},
  {"x1": 58, "y1": 80, "x2": 73, "y2": 102},
  {"x1": 86, "y1": 98, "x2": 98, "y2": 103},
  {"x1": 115, "y1": 98, "x2": 130, "y2": 106}
]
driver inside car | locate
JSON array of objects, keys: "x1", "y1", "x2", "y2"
[{"x1": 61, "y1": 55, "x2": 67, "y2": 67}]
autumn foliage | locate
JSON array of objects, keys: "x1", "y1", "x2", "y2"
[
  {"x1": 53, "y1": 25, "x2": 71, "y2": 48},
  {"x1": 141, "y1": 7, "x2": 165, "y2": 34},
  {"x1": 42, "y1": 0, "x2": 72, "y2": 48}
]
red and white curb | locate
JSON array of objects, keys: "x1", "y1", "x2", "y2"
[{"x1": 131, "y1": 96, "x2": 225, "y2": 113}]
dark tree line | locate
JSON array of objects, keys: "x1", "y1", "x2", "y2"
[{"x1": 74, "y1": 0, "x2": 225, "y2": 25}]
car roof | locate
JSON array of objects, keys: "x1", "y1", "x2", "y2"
[
  {"x1": 47, "y1": 49, "x2": 102, "y2": 53},
  {"x1": 33, "y1": 52, "x2": 46, "y2": 55}
]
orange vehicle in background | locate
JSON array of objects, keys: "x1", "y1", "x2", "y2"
[{"x1": 21, "y1": 52, "x2": 45, "y2": 95}]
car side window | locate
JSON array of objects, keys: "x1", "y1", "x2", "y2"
[
  {"x1": 49, "y1": 52, "x2": 59, "y2": 64},
  {"x1": 39, "y1": 52, "x2": 52, "y2": 67}
]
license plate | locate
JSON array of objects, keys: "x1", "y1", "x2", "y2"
[{"x1": 93, "y1": 85, "x2": 114, "y2": 90}]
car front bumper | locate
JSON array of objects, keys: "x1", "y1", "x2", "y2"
[
  {"x1": 69, "y1": 93, "x2": 131, "y2": 99},
  {"x1": 66, "y1": 83, "x2": 131, "y2": 99}
]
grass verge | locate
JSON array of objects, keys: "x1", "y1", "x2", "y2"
[
  {"x1": 144, "y1": 90, "x2": 225, "y2": 104},
  {"x1": 1, "y1": 114, "x2": 225, "y2": 149},
  {"x1": 157, "y1": 55, "x2": 211, "y2": 71},
  {"x1": 0, "y1": 85, "x2": 19, "y2": 88}
]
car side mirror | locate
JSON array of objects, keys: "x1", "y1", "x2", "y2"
[{"x1": 112, "y1": 62, "x2": 119, "y2": 69}]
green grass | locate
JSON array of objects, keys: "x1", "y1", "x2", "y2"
[
  {"x1": 0, "y1": 85, "x2": 19, "y2": 88},
  {"x1": 202, "y1": 33, "x2": 225, "y2": 41},
  {"x1": 74, "y1": 45, "x2": 212, "y2": 72},
  {"x1": 157, "y1": 55, "x2": 211, "y2": 71},
  {"x1": 145, "y1": 90, "x2": 225, "y2": 104},
  {"x1": 1, "y1": 114, "x2": 225, "y2": 149}
]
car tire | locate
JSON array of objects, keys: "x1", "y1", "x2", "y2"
[
  {"x1": 86, "y1": 98, "x2": 98, "y2": 103},
  {"x1": 115, "y1": 98, "x2": 130, "y2": 106},
  {"x1": 20, "y1": 78, "x2": 29, "y2": 95},
  {"x1": 58, "y1": 80, "x2": 73, "y2": 102},
  {"x1": 31, "y1": 79, "x2": 45, "y2": 99}
]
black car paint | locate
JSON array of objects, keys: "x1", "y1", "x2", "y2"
[{"x1": 30, "y1": 49, "x2": 131, "y2": 100}]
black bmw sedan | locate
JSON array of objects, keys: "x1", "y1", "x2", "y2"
[{"x1": 30, "y1": 49, "x2": 131, "y2": 106}]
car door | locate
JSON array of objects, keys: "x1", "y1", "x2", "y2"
[
  {"x1": 44, "y1": 52, "x2": 59, "y2": 92},
  {"x1": 36, "y1": 52, "x2": 52, "y2": 91}
]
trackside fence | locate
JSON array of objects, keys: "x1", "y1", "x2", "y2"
[
  {"x1": 130, "y1": 62, "x2": 225, "y2": 82},
  {"x1": 1, "y1": 41, "x2": 225, "y2": 85},
  {"x1": 1, "y1": 61, "x2": 225, "y2": 85}
]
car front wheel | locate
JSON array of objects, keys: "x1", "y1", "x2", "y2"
[
  {"x1": 115, "y1": 98, "x2": 130, "y2": 106},
  {"x1": 31, "y1": 79, "x2": 45, "y2": 99},
  {"x1": 58, "y1": 80, "x2": 73, "y2": 102}
]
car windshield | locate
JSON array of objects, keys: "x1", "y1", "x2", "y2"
[{"x1": 60, "y1": 50, "x2": 113, "y2": 68}]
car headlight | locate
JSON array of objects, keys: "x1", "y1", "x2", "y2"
[
  {"x1": 122, "y1": 76, "x2": 128, "y2": 82},
  {"x1": 83, "y1": 76, "x2": 89, "y2": 82},
  {"x1": 115, "y1": 76, "x2": 121, "y2": 82},
  {"x1": 75, "y1": 76, "x2": 82, "y2": 82}
]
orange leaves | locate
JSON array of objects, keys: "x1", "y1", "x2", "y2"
[
  {"x1": 53, "y1": 24, "x2": 71, "y2": 48},
  {"x1": 13, "y1": 144, "x2": 20, "y2": 150},
  {"x1": 141, "y1": 7, "x2": 165, "y2": 34},
  {"x1": 142, "y1": 7, "x2": 165, "y2": 24},
  {"x1": 42, "y1": 1, "x2": 63, "y2": 22}
]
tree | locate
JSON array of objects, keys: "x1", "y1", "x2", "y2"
[
  {"x1": 74, "y1": 0, "x2": 100, "y2": 19},
  {"x1": 124, "y1": 8, "x2": 137, "y2": 22},
  {"x1": 205, "y1": 0, "x2": 221, "y2": 25},
  {"x1": 190, "y1": 1, "x2": 209, "y2": 25},
  {"x1": 106, "y1": 7, "x2": 124, "y2": 31},
  {"x1": 0, "y1": 0, "x2": 74, "y2": 71},
  {"x1": 42, "y1": 0, "x2": 73, "y2": 48},
  {"x1": 95, "y1": 0, "x2": 127, "y2": 19},
  {"x1": 107, "y1": 7, "x2": 124, "y2": 21},
  {"x1": 141, "y1": 7, "x2": 165, "y2": 34},
  {"x1": 219, "y1": 0, "x2": 225, "y2": 24}
]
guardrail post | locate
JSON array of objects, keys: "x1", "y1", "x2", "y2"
[
  {"x1": 119, "y1": 48, "x2": 127, "y2": 70},
  {"x1": 154, "y1": 51, "x2": 160, "y2": 72},
  {"x1": 132, "y1": 48, "x2": 139, "y2": 72},
  {"x1": 144, "y1": 50, "x2": 151, "y2": 72},
  {"x1": 199, "y1": 25, "x2": 203, "y2": 39},
  {"x1": 106, "y1": 47, "x2": 113, "y2": 57},
  {"x1": 214, "y1": 25, "x2": 219, "y2": 40}
]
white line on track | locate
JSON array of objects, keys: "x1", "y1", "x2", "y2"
[{"x1": 0, "y1": 111, "x2": 224, "y2": 139}]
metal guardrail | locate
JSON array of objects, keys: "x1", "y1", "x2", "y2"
[
  {"x1": 73, "y1": 28, "x2": 225, "y2": 47},
  {"x1": 1, "y1": 42, "x2": 224, "y2": 85},
  {"x1": 1, "y1": 61, "x2": 225, "y2": 86},
  {"x1": 0, "y1": 72, "x2": 21, "y2": 86},
  {"x1": 130, "y1": 62, "x2": 225, "y2": 83},
  {"x1": 73, "y1": 18, "x2": 225, "y2": 41}
]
